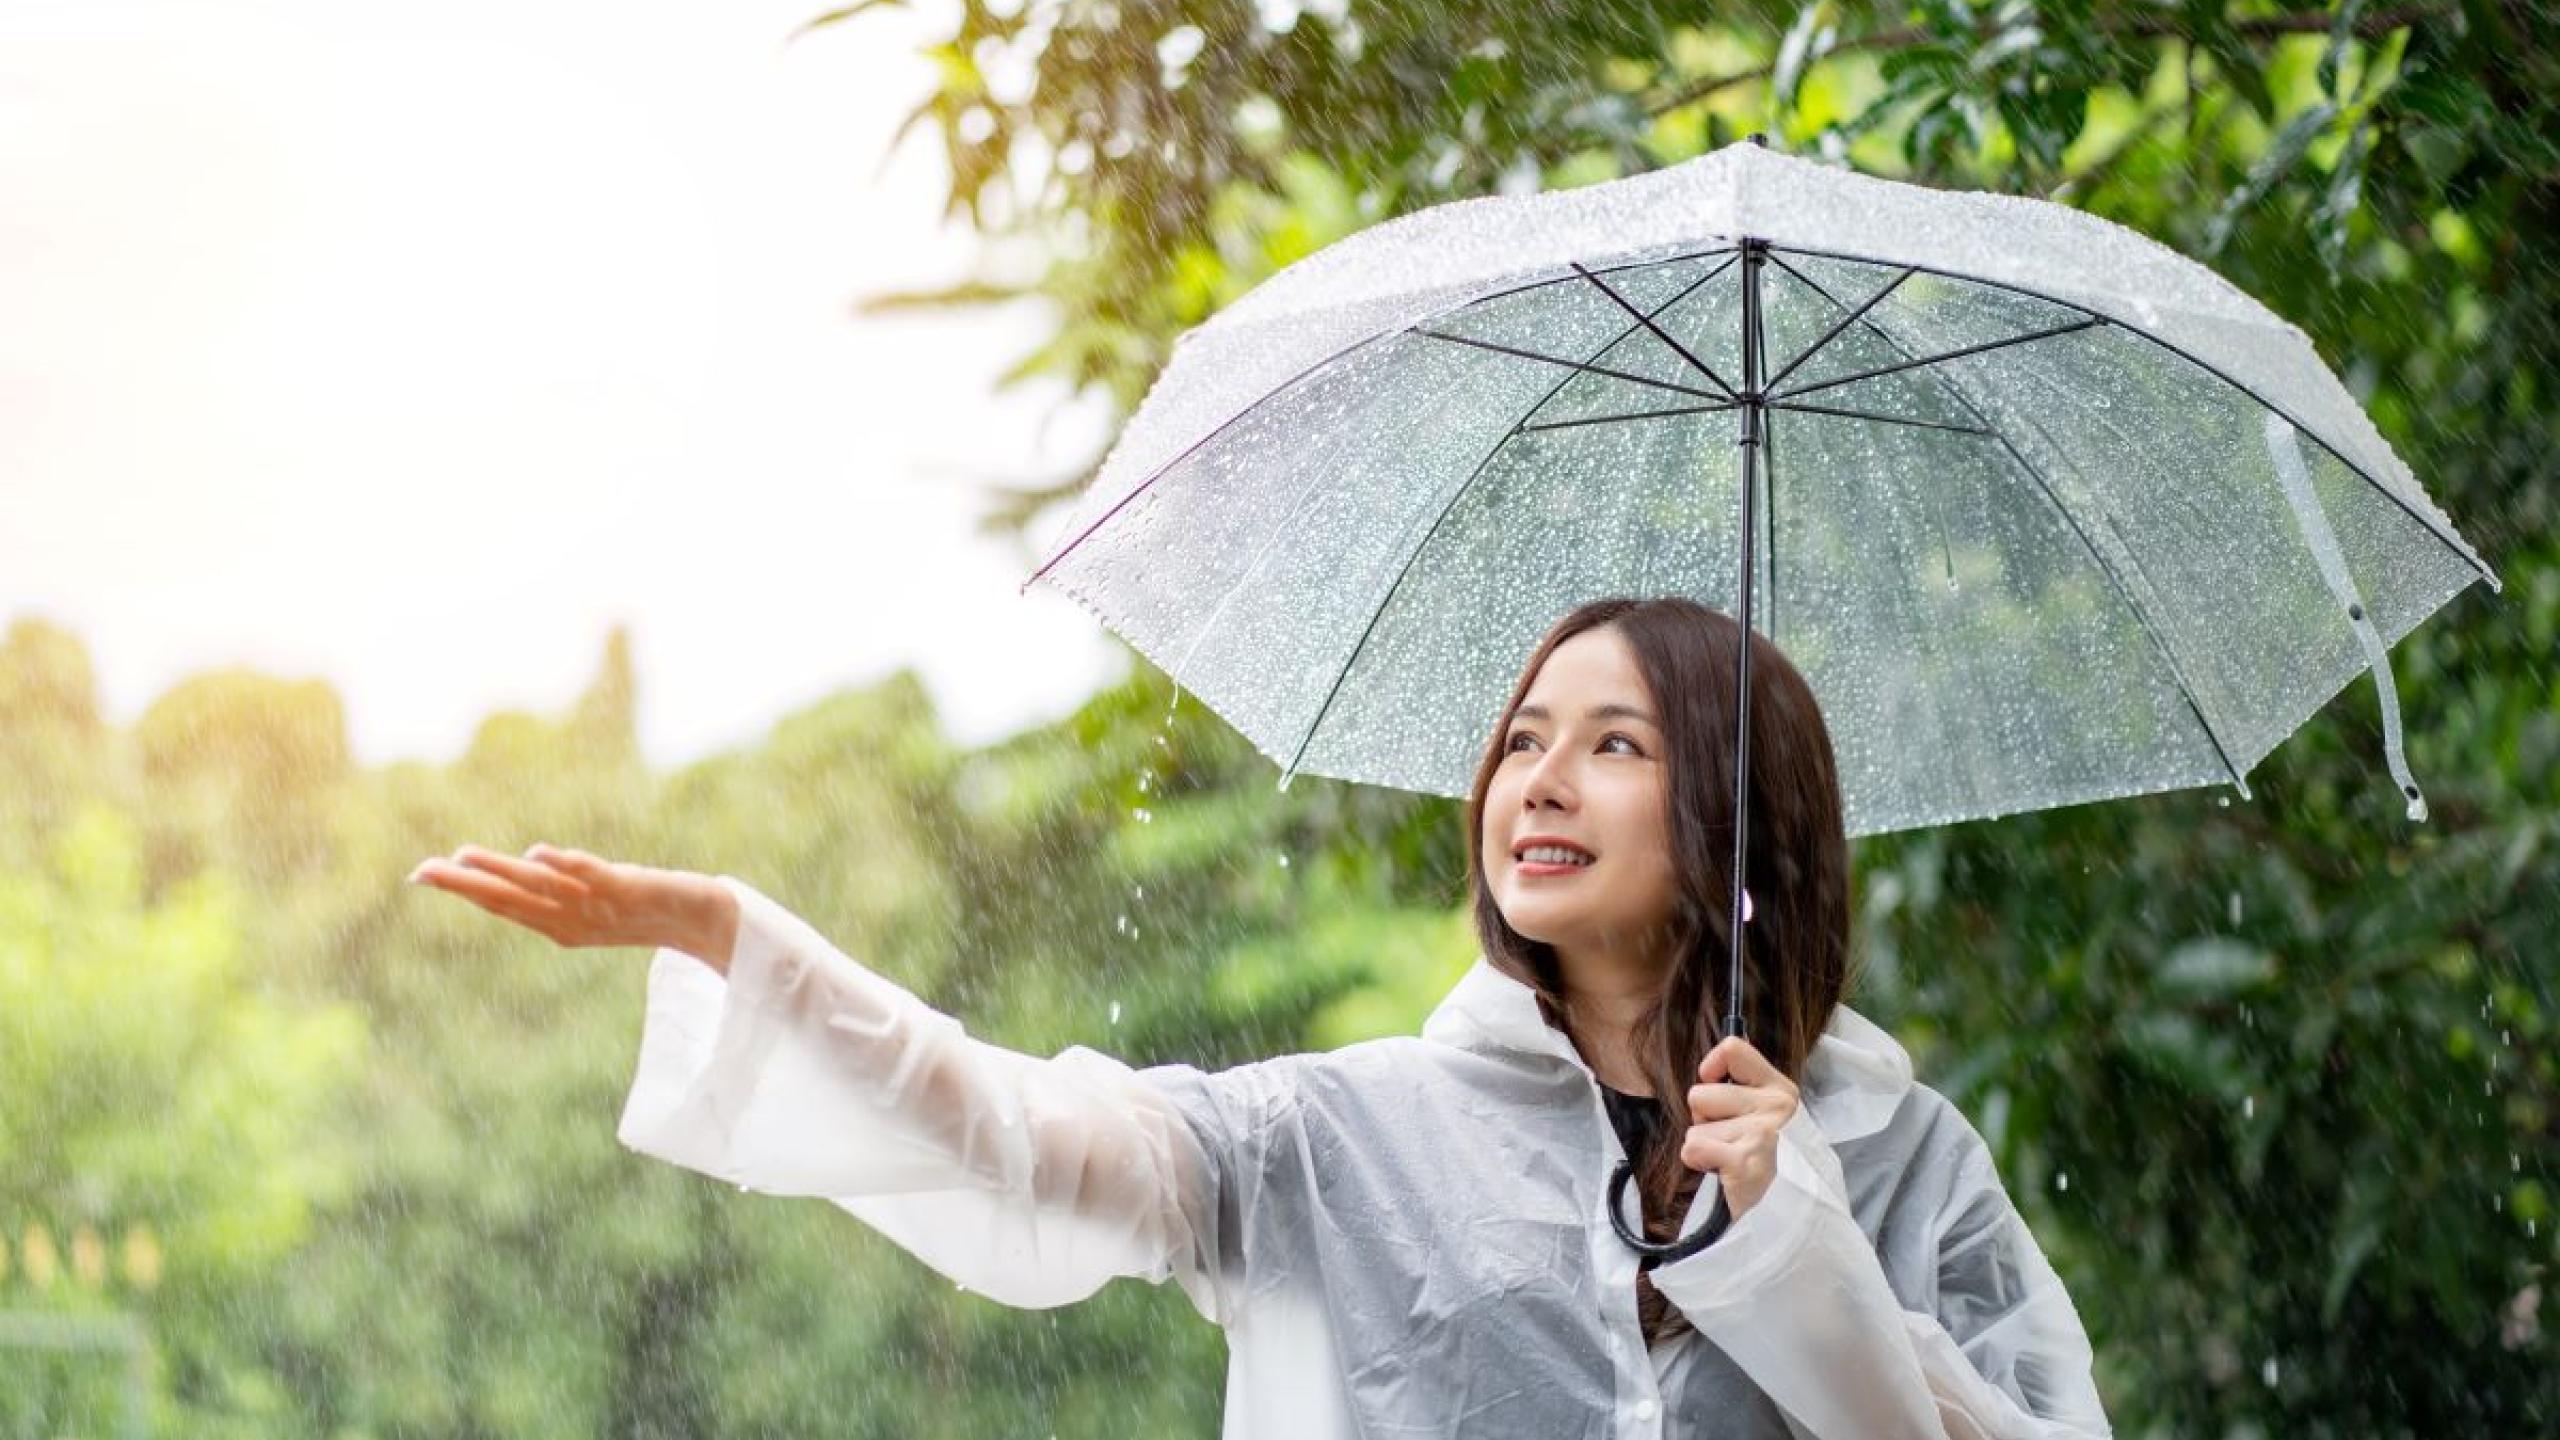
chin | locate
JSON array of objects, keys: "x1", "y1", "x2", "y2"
[{"x1": 1494, "y1": 897, "x2": 1580, "y2": 948}]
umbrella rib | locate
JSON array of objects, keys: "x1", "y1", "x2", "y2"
[
  {"x1": 1768, "y1": 317, "x2": 2102, "y2": 403},
  {"x1": 1766, "y1": 399, "x2": 1990, "y2": 436},
  {"x1": 1172, "y1": 258, "x2": 1733, "y2": 702},
  {"x1": 1023, "y1": 249, "x2": 1743, "y2": 596},
  {"x1": 1519, "y1": 402, "x2": 1738, "y2": 433},
  {"x1": 1763, "y1": 268, "x2": 1914, "y2": 393},
  {"x1": 1279, "y1": 274, "x2": 1714, "y2": 786},
  {"x1": 1410, "y1": 330, "x2": 1728, "y2": 403},
  {"x1": 1568, "y1": 263, "x2": 1740, "y2": 399},
  {"x1": 1020, "y1": 327, "x2": 1409, "y2": 595},
  {"x1": 1770, "y1": 242, "x2": 2498, "y2": 595},
  {"x1": 1766, "y1": 250, "x2": 2250, "y2": 791}
]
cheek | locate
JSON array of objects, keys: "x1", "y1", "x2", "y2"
[{"x1": 1605, "y1": 789, "x2": 1680, "y2": 894}]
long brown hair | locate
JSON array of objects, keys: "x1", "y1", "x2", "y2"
[{"x1": 1461, "y1": 596, "x2": 1857, "y2": 1346}]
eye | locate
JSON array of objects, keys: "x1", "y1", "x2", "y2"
[
  {"x1": 1602, "y1": 733, "x2": 1644, "y2": 756},
  {"x1": 1504, "y1": 729, "x2": 1537, "y2": 753}
]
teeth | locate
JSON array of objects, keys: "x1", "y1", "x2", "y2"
[{"x1": 1521, "y1": 846, "x2": 1592, "y2": 866}]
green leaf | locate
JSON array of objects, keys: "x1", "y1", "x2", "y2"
[
  {"x1": 2314, "y1": 118, "x2": 2372, "y2": 280},
  {"x1": 2203, "y1": 100, "x2": 2339, "y2": 256},
  {"x1": 787, "y1": 0, "x2": 908, "y2": 44},
  {"x1": 2156, "y1": 938, "x2": 2278, "y2": 997},
  {"x1": 851, "y1": 278, "x2": 1030, "y2": 315},
  {"x1": 1773, "y1": 3, "x2": 1838, "y2": 110},
  {"x1": 2318, "y1": 0, "x2": 2369, "y2": 101}
]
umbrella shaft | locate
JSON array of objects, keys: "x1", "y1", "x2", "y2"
[{"x1": 1724, "y1": 240, "x2": 1768, "y2": 1046}]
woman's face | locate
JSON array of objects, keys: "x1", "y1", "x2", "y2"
[{"x1": 1479, "y1": 625, "x2": 1682, "y2": 971}]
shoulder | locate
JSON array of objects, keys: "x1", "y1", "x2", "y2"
[{"x1": 1833, "y1": 1079, "x2": 2012, "y2": 1223}]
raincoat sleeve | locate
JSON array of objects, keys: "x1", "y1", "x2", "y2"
[
  {"x1": 1648, "y1": 1103, "x2": 2111, "y2": 1439},
  {"x1": 614, "y1": 875, "x2": 1254, "y2": 1317}
]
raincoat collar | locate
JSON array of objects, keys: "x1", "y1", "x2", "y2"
[{"x1": 1421, "y1": 957, "x2": 1915, "y2": 1144}]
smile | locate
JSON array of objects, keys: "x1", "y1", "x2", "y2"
[{"x1": 1516, "y1": 848, "x2": 1595, "y2": 873}]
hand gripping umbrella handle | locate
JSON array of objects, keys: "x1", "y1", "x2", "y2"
[
  {"x1": 1606, "y1": 1155, "x2": 1734, "y2": 1264},
  {"x1": 1607, "y1": 998, "x2": 1750, "y2": 1264}
]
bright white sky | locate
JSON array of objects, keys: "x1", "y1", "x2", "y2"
[{"x1": 0, "y1": 0, "x2": 1128, "y2": 769}]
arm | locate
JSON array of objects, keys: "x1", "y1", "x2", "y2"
[
  {"x1": 617, "y1": 876, "x2": 1243, "y2": 1314},
  {"x1": 1647, "y1": 1106, "x2": 2111, "y2": 1439}
]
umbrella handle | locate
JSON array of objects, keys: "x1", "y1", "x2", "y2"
[{"x1": 1605, "y1": 1156, "x2": 1733, "y2": 1263}]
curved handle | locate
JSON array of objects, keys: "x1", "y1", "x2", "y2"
[{"x1": 1606, "y1": 1155, "x2": 1732, "y2": 1264}]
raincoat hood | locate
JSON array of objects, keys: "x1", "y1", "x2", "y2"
[{"x1": 1421, "y1": 957, "x2": 1916, "y2": 1144}]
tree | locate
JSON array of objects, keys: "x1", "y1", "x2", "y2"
[
  {"x1": 813, "y1": 0, "x2": 2559, "y2": 1430},
  {"x1": 0, "y1": 806, "x2": 364, "y2": 1437}
]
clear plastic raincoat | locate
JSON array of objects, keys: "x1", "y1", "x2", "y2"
[{"x1": 619, "y1": 878, "x2": 2113, "y2": 1439}]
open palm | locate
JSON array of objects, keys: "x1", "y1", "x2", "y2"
[{"x1": 409, "y1": 845, "x2": 734, "y2": 968}]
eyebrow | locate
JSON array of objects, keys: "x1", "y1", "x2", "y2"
[{"x1": 1512, "y1": 703, "x2": 1658, "y2": 728}]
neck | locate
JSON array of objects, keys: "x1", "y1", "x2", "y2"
[{"x1": 1554, "y1": 928, "x2": 1673, "y2": 1091}]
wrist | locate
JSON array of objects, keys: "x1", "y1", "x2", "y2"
[{"x1": 678, "y1": 874, "x2": 742, "y2": 976}]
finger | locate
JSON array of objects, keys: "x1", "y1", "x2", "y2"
[
  {"x1": 1698, "y1": 1035, "x2": 1741, "y2": 1083},
  {"x1": 527, "y1": 844, "x2": 618, "y2": 885},
  {"x1": 1679, "y1": 1132, "x2": 1761, "y2": 1175},
  {"x1": 1699, "y1": 1035, "x2": 1793, "y2": 1094},
  {"x1": 413, "y1": 861, "x2": 567, "y2": 937},
  {"x1": 456, "y1": 846, "x2": 590, "y2": 904},
  {"x1": 1686, "y1": 1080, "x2": 1777, "y2": 1124}
]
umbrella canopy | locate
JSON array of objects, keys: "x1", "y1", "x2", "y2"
[{"x1": 1020, "y1": 139, "x2": 2499, "y2": 838}]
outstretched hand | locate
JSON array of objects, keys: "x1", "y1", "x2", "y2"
[
  {"x1": 1680, "y1": 1034, "x2": 1802, "y2": 1220},
  {"x1": 408, "y1": 845, "x2": 740, "y2": 973}
]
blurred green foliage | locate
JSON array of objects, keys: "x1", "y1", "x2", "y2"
[{"x1": 3, "y1": 1, "x2": 2554, "y2": 1435}]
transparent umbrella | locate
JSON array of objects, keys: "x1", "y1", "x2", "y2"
[{"x1": 1018, "y1": 135, "x2": 2502, "y2": 1259}]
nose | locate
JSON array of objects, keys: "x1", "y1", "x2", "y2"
[{"x1": 1520, "y1": 742, "x2": 1577, "y2": 811}]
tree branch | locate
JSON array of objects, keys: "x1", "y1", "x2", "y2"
[{"x1": 1641, "y1": 5, "x2": 2447, "y2": 119}]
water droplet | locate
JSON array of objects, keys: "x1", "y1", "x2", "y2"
[
  {"x1": 1277, "y1": 853, "x2": 1291, "y2": 868},
  {"x1": 1114, "y1": 913, "x2": 1129, "y2": 934},
  {"x1": 1138, "y1": 774, "x2": 1152, "y2": 793},
  {"x1": 2243, "y1": 1095, "x2": 2255, "y2": 1119},
  {"x1": 2227, "y1": 891, "x2": 2243, "y2": 926},
  {"x1": 2056, "y1": 1171, "x2": 2069, "y2": 1192},
  {"x1": 2217, "y1": 795, "x2": 2231, "y2": 808},
  {"x1": 2261, "y1": 1357, "x2": 2278, "y2": 1387},
  {"x1": 1132, "y1": 806, "x2": 1153, "y2": 823},
  {"x1": 1133, "y1": 883, "x2": 1145, "y2": 901},
  {"x1": 1109, "y1": 1000, "x2": 1122, "y2": 1025}
]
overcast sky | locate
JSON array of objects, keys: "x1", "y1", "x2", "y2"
[{"x1": 0, "y1": 0, "x2": 1128, "y2": 769}]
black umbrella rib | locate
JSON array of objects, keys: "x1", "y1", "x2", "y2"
[
  {"x1": 1770, "y1": 317, "x2": 2101, "y2": 403},
  {"x1": 1568, "y1": 263, "x2": 1740, "y2": 399},
  {"x1": 1759, "y1": 306, "x2": 1780, "y2": 647},
  {"x1": 1764, "y1": 268, "x2": 1913, "y2": 393},
  {"x1": 1519, "y1": 402, "x2": 1737, "y2": 433},
  {"x1": 1767, "y1": 400, "x2": 1989, "y2": 435},
  {"x1": 1020, "y1": 328, "x2": 1406, "y2": 594},
  {"x1": 1765, "y1": 250, "x2": 2250, "y2": 792},
  {"x1": 1025, "y1": 251, "x2": 1744, "y2": 596},
  {"x1": 1281, "y1": 272, "x2": 1715, "y2": 785},
  {"x1": 1410, "y1": 331, "x2": 1728, "y2": 403},
  {"x1": 1771, "y1": 242, "x2": 2499, "y2": 595}
]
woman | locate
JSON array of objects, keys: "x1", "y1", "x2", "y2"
[{"x1": 412, "y1": 596, "x2": 2111, "y2": 1438}]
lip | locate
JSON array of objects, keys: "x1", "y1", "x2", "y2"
[{"x1": 1512, "y1": 834, "x2": 1597, "y2": 875}]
